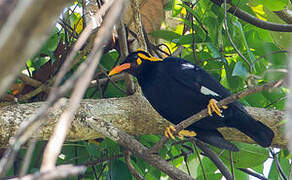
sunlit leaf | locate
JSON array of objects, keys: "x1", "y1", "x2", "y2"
[{"x1": 232, "y1": 61, "x2": 248, "y2": 78}]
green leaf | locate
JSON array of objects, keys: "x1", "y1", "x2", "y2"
[
  {"x1": 197, "y1": 155, "x2": 219, "y2": 179},
  {"x1": 234, "y1": 168, "x2": 249, "y2": 180},
  {"x1": 108, "y1": 159, "x2": 132, "y2": 180},
  {"x1": 149, "y1": 30, "x2": 181, "y2": 42},
  {"x1": 232, "y1": 61, "x2": 248, "y2": 78},
  {"x1": 244, "y1": 92, "x2": 268, "y2": 107},
  {"x1": 47, "y1": 33, "x2": 58, "y2": 51},
  {"x1": 264, "y1": 68, "x2": 287, "y2": 82},
  {"x1": 264, "y1": 0, "x2": 288, "y2": 11},
  {"x1": 163, "y1": 0, "x2": 174, "y2": 11},
  {"x1": 212, "y1": 142, "x2": 269, "y2": 168},
  {"x1": 139, "y1": 135, "x2": 160, "y2": 147},
  {"x1": 233, "y1": 19, "x2": 256, "y2": 64}
]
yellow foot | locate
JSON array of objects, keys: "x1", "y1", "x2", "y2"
[
  {"x1": 178, "y1": 130, "x2": 197, "y2": 139},
  {"x1": 164, "y1": 125, "x2": 176, "y2": 139},
  {"x1": 164, "y1": 126, "x2": 197, "y2": 140},
  {"x1": 207, "y1": 99, "x2": 228, "y2": 117}
]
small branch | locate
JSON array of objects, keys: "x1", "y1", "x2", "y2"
[
  {"x1": 195, "y1": 139, "x2": 233, "y2": 180},
  {"x1": 223, "y1": 0, "x2": 252, "y2": 72},
  {"x1": 41, "y1": 0, "x2": 127, "y2": 171},
  {"x1": 193, "y1": 142, "x2": 207, "y2": 180},
  {"x1": 117, "y1": 20, "x2": 135, "y2": 95},
  {"x1": 18, "y1": 74, "x2": 41, "y2": 88},
  {"x1": 285, "y1": 49, "x2": 292, "y2": 152},
  {"x1": 82, "y1": 154, "x2": 123, "y2": 166},
  {"x1": 89, "y1": 74, "x2": 125, "y2": 88},
  {"x1": 238, "y1": 168, "x2": 269, "y2": 180},
  {"x1": 124, "y1": 151, "x2": 146, "y2": 180},
  {"x1": 10, "y1": 165, "x2": 86, "y2": 180},
  {"x1": 19, "y1": 138, "x2": 36, "y2": 177},
  {"x1": 274, "y1": 9, "x2": 292, "y2": 24},
  {"x1": 252, "y1": 50, "x2": 288, "y2": 68},
  {"x1": 229, "y1": 152, "x2": 234, "y2": 179},
  {"x1": 269, "y1": 148, "x2": 288, "y2": 180}
]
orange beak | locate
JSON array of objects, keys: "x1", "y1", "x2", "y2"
[{"x1": 108, "y1": 63, "x2": 131, "y2": 76}]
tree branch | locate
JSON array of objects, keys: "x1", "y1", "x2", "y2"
[
  {"x1": 0, "y1": 93, "x2": 285, "y2": 148},
  {"x1": 210, "y1": 0, "x2": 292, "y2": 32},
  {"x1": 9, "y1": 165, "x2": 86, "y2": 180}
]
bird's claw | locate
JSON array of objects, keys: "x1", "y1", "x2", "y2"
[
  {"x1": 165, "y1": 126, "x2": 197, "y2": 140},
  {"x1": 207, "y1": 99, "x2": 227, "y2": 117},
  {"x1": 164, "y1": 125, "x2": 176, "y2": 139},
  {"x1": 178, "y1": 130, "x2": 197, "y2": 139}
]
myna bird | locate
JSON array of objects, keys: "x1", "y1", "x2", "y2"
[{"x1": 109, "y1": 49, "x2": 274, "y2": 151}]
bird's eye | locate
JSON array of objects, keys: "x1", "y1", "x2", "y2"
[{"x1": 133, "y1": 54, "x2": 138, "y2": 59}]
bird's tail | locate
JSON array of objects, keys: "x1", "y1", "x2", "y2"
[{"x1": 228, "y1": 111, "x2": 274, "y2": 147}]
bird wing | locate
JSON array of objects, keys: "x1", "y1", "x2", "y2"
[{"x1": 165, "y1": 57, "x2": 231, "y2": 99}]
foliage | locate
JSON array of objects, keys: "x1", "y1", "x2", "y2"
[{"x1": 6, "y1": 0, "x2": 291, "y2": 179}]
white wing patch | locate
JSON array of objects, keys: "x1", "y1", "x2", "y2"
[
  {"x1": 181, "y1": 63, "x2": 194, "y2": 69},
  {"x1": 200, "y1": 86, "x2": 219, "y2": 97}
]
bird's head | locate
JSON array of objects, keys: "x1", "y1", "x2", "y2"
[{"x1": 108, "y1": 49, "x2": 162, "y2": 76}]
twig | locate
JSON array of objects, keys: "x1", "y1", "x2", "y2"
[
  {"x1": 18, "y1": 80, "x2": 52, "y2": 102},
  {"x1": 229, "y1": 151, "x2": 234, "y2": 179},
  {"x1": 166, "y1": 145, "x2": 193, "y2": 162},
  {"x1": 252, "y1": 50, "x2": 288, "y2": 67},
  {"x1": 99, "y1": 66, "x2": 128, "y2": 95},
  {"x1": 19, "y1": 138, "x2": 36, "y2": 177},
  {"x1": 184, "y1": 153, "x2": 191, "y2": 176},
  {"x1": 223, "y1": 0, "x2": 252, "y2": 72},
  {"x1": 286, "y1": 47, "x2": 292, "y2": 154},
  {"x1": 82, "y1": 154, "x2": 123, "y2": 166},
  {"x1": 195, "y1": 139, "x2": 233, "y2": 180},
  {"x1": 193, "y1": 141, "x2": 207, "y2": 180},
  {"x1": 0, "y1": 0, "x2": 119, "y2": 176},
  {"x1": 238, "y1": 168, "x2": 269, "y2": 180},
  {"x1": 41, "y1": 0, "x2": 127, "y2": 171},
  {"x1": 25, "y1": 63, "x2": 32, "y2": 78},
  {"x1": 101, "y1": 55, "x2": 121, "y2": 96},
  {"x1": 18, "y1": 74, "x2": 41, "y2": 88},
  {"x1": 269, "y1": 148, "x2": 288, "y2": 180},
  {"x1": 52, "y1": 0, "x2": 115, "y2": 91},
  {"x1": 188, "y1": 3, "x2": 199, "y2": 64},
  {"x1": 264, "y1": 95, "x2": 287, "y2": 109},
  {"x1": 89, "y1": 74, "x2": 125, "y2": 88},
  {"x1": 10, "y1": 165, "x2": 86, "y2": 180},
  {"x1": 96, "y1": 164, "x2": 106, "y2": 180},
  {"x1": 124, "y1": 151, "x2": 146, "y2": 180},
  {"x1": 117, "y1": 20, "x2": 135, "y2": 95}
]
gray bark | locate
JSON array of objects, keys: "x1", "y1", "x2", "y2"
[{"x1": 0, "y1": 93, "x2": 285, "y2": 148}]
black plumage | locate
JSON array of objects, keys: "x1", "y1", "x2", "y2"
[{"x1": 109, "y1": 50, "x2": 274, "y2": 151}]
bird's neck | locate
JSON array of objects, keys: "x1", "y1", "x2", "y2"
[{"x1": 136, "y1": 62, "x2": 158, "y2": 87}]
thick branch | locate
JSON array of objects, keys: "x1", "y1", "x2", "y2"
[
  {"x1": 210, "y1": 0, "x2": 292, "y2": 32},
  {"x1": 0, "y1": 94, "x2": 285, "y2": 148},
  {"x1": 10, "y1": 165, "x2": 86, "y2": 180}
]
